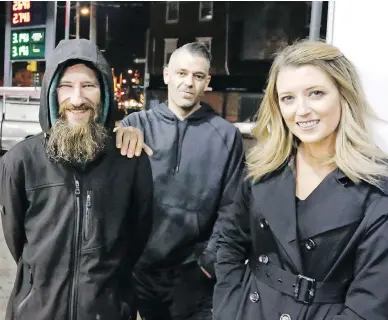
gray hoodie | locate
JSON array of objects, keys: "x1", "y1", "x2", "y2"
[{"x1": 121, "y1": 101, "x2": 245, "y2": 277}]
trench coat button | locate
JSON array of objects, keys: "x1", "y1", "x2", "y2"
[
  {"x1": 249, "y1": 292, "x2": 260, "y2": 303},
  {"x1": 259, "y1": 219, "x2": 269, "y2": 229},
  {"x1": 305, "y1": 239, "x2": 316, "y2": 251},
  {"x1": 280, "y1": 314, "x2": 291, "y2": 320},
  {"x1": 339, "y1": 178, "x2": 349, "y2": 187},
  {"x1": 258, "y1": 254, "x2": 269, "y2": 264}
]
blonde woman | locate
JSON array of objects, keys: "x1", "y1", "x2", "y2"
[{"x1": 213, "y1": 40, "x2": 388, "y2": 320}]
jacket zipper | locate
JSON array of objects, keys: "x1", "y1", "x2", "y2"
[
  {"x1": 83, "y1": 191, "x2": 92, "y2": 241},
  {"x1": 70, "y1": 179, "x2": 82, "y2": 320},
  {"x1": 16, "y1": 267, "x2": 33, "y2": 316}
]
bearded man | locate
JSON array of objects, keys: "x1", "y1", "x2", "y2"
[{"x1": 0, "y1": 39, "x2": 153, "y2": 320}]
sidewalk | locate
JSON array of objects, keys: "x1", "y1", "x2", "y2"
[{"x1": 0, "y1": 226, "x2": 16, "y2": 320}]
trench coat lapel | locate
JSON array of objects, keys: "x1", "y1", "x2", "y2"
[
  {"x1": 295, "y1": 169, "x2": 367, "y2": 240},
  {"x1": 253, "y1": 164, "x2": 303, "y2": 272}
]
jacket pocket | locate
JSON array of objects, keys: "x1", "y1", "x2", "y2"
[
  {"x1": 83, "y1": 190, "x2": 93, "y2": 242},
  {"x1": 82, "y1": 186, "x2": 129, "y2": 252},
  {"x1": 16, "y1": 266, "x2": 34, "y2": 318}
]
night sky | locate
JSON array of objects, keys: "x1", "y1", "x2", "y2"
[{"x1": 0, "y1": 1, "x2": 149, "y2": 81}]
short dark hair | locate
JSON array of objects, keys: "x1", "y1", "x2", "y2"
[
  {"x1": 180, "y1": 42, "x2": 212, "y2": 63},
  {"x1": 165, "y1": 42, "x2": 212, "y2": 68}
]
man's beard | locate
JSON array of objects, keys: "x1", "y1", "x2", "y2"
[{"x1": 46, "y1": 101, "x2": 108, "y2": 164}]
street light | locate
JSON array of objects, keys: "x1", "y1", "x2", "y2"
[
  {"x1": 123, "y1": 79, "x2": 127, "y2": 84},
  {"x1": 80, "y1": 7, "x2": 90, "y2": 16},
  {"x1": 74, "y1": 4, "x2": 90, "y2": 39},
  {"x1": 128, "y1": 69, "x2": 133, "y2": 75}
]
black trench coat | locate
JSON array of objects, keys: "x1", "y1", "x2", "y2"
[{"x1": 213, "y1": 164, "x2": 388, "y2": 320}]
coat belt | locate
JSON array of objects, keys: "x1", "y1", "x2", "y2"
[{"x1": 248, "y1": 258, "x2": 348, "y2": 305}]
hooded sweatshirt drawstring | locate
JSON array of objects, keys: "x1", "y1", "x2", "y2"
[
  {"x1": 174, "y1": 120, "x2": 188, "y2": 174},
  {"x1": 173, "y1": 120, "x2": 179, "y2": 173}
]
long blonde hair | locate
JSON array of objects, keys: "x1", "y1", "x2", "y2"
[{"x1": 247, "y1": 40, "x2": 388, "y2": 187}]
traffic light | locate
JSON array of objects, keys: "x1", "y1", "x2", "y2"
[{"x1": 26, "y1": 61, "x2": 37, "y2": 72}]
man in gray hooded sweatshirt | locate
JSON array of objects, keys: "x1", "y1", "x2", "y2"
[
  {"x1": 119, "y1": 42, "x2": 245, "y2": 320},
  {"x1": 0, "y1": 39, "x2": 152, "y2": 320}
]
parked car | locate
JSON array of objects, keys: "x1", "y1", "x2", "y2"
[{"x1": 0, "y1": 87, "x2": 41, "y2": 154}]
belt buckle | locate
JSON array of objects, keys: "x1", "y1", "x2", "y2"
[{"x1": 294, "y1": 274, "x2": 316, "y2": 305}]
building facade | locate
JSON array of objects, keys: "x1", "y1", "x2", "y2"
[{"x1": 146, "y1": 1, "x2": 327, "y2": 122}]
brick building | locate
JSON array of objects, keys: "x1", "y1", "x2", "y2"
[{"x1": 145, "y1": 1, "x2": 327, "y2": 122}]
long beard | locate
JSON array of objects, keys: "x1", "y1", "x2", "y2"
[{"x1": 46, "y1": 118, "x2": 108, "y2": 164}]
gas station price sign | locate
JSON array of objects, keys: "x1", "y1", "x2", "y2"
[
  {"x1": 11, "y1": 29, "x2": 46, "y2": 60},
  {"x1": 11, "y1": 1, "x2": 47, "y2": 27}
]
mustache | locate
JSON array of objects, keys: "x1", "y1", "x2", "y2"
[
  {"x1": 59, "y1": 99, "x2": 96, "y2": 113},
  {"x1": 58, "y1": 99, "x2": 98, "y2": 121}
]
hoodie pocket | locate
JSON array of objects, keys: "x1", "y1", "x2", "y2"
[
  {"x1": 16, "y1": 266, "x2": 34, "y2": 318},
  {"x1": 142, "y1": 204, "x2": 200, "y2": 265}
]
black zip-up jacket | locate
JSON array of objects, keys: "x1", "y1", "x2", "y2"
[
  {"x1": 120, "y1": 102, "x2": 245, "y2": 277},
  {"x1": 0, "y1": 39, "x2": 153, "y2": 320}
]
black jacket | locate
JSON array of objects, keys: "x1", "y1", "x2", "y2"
[
  {"x1": 121, "y1": 102, "x2": 245, "y2": 276},
  {"x1": 0, "y1": 39, "x2": 153, "y2": 320},
  {"x1": 213, "y1": 163, "x2": 388, "y2": 320}
]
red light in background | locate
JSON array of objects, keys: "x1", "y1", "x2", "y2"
[
  {"x1": 12, "y1": 12, "x2": 31, "y2": 24},
  {"x1": 11, "y1": 1, "x2": 32, "y2": 25},
  {"x1": 135, "y1": 72, "x2": 140, "y2": 78},
  {"x1": 13, "y1": 1, "x2": 31, "y2": 11}
]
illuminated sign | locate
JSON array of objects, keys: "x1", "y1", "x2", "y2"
[
  {"x1": 11, "y1": 1, "x2": 47, "y2": 27},
  {"x1": 11, "y1": 29, "x2": 46, "y2": 60}
]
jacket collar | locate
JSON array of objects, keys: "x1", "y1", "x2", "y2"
[{"x1": 251, "y1": 159, "x2": 370, "y2": 273}]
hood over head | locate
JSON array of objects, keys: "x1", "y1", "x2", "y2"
[{"x1": 39, "y1": 39, "x2": 115, "y2": 132}]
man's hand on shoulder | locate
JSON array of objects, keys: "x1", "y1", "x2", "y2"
[{"x1": 113, "y1": 126, "x2": 153, "y2": 158}]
